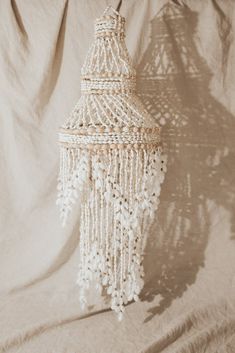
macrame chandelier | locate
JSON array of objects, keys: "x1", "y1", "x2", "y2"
[{"x1": 57, "y1": 6, "x2": 166, "y2": 320}]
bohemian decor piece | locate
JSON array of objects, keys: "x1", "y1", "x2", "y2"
[{"x1": 56, "y1": 6, "x2": 167, "y2": 320}]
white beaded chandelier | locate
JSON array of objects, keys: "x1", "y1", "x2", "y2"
[{"x1": 57, "y1": 6, "x2": 167, "y2": 320}]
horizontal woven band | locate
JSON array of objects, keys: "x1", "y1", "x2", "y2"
[
  {"x1": 95, "y1": 15, "x2": 125, "y2": 38},
  {"x1": 59, "y1": 127, "x2": 161, "y2": 147},
  {"x1": 95, "y1": 32, "x2": 125, "y2": 39},
  {"x1": 60, "y1": 126, "x2": 161, "y2": 134},
  {"x1": 59, "y1": 142, "x2": 161, "y2": 150},
  {"x1": 81, "y1": 77, "x2": 136, "y2": 93}
]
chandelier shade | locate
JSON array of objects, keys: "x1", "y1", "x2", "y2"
[{"x1": 56, "y1": 6, "x2": 167, "y2": 320}]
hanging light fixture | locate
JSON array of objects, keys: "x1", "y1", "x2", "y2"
[{"x1": 56, "y1": 6, "x2": 167, "y2": 320}]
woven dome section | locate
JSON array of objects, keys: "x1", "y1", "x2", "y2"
[
  {"x1": 61, "y1": 8, "x2": 158, "y2": 131},
  {"x1": 81, "y1": 12, "x2": 135, "y2": 77},
  {"x1": 62, "y1": 93, "x2": 158, "y2": 129}
]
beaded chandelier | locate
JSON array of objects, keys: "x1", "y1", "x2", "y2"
[{"x1": 57, "y1": 6, "x2": 167, "y2": 320}]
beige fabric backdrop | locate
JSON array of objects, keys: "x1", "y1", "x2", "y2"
[{"x1": 0, "y1": 0, "x2": 235, "y2": 352}]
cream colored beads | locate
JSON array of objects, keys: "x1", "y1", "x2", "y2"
[{"x1": 57, "y1": 6, "x2": 166, "y2": 321}]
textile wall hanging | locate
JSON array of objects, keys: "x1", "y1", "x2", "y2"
[{"x1": 56, "y1": 6, "x2": 167, "y2": 320}]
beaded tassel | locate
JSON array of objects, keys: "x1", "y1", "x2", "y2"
[{"x1": 56, "y1": 6, "x2": 167, "y2": 320}]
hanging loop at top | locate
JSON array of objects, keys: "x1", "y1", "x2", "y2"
[{"x1": 116, "y1": 0, "x2": 123, "y2": 12}]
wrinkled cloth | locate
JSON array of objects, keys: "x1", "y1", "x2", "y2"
[{"x1": 0, "y1": 0, "x2": 235, "y2": 352}]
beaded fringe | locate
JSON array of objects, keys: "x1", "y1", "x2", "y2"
[{"x1": 57, "y1": 146, "x2": 166, "y2": 320}]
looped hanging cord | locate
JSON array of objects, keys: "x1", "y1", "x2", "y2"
[{"x1": 116, "y1": 0, "x2": 123, "y2": 12}]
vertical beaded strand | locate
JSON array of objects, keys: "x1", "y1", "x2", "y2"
[
  {"x1": 105, "y1": 149, "x2": 112, "y2": 283},
  {"x1": 129, "y1": 148, "x2": 134, "y2": 206},
  {"x1": 119, "y1": 149, "x2": 124, "y2": 299},
  {"x1": 100, "y1": 185, "x2": 104, "y2": 252},
  {"x1": 91, "y1": 183, "x2": 95, "y2": 243},
  {"x1": 128, "y1": 148, "x2": 135, "y2": 282},
  {"x1": 85, "y1": 203, "x2": 90, "y2": 264},
  {"x1": 94, "y1": 183, "x2": 99, "y2": 284},
  {"x1": 140, "y1": 148, "x2": 149, "y2": 254},
  {"x1": 113, "y1": 149, "x2": 118, "y2": 291}
]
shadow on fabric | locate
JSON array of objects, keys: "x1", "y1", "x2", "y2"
[{"x1": 137, "y1": 2, "x2": 235, "y2": 323}]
